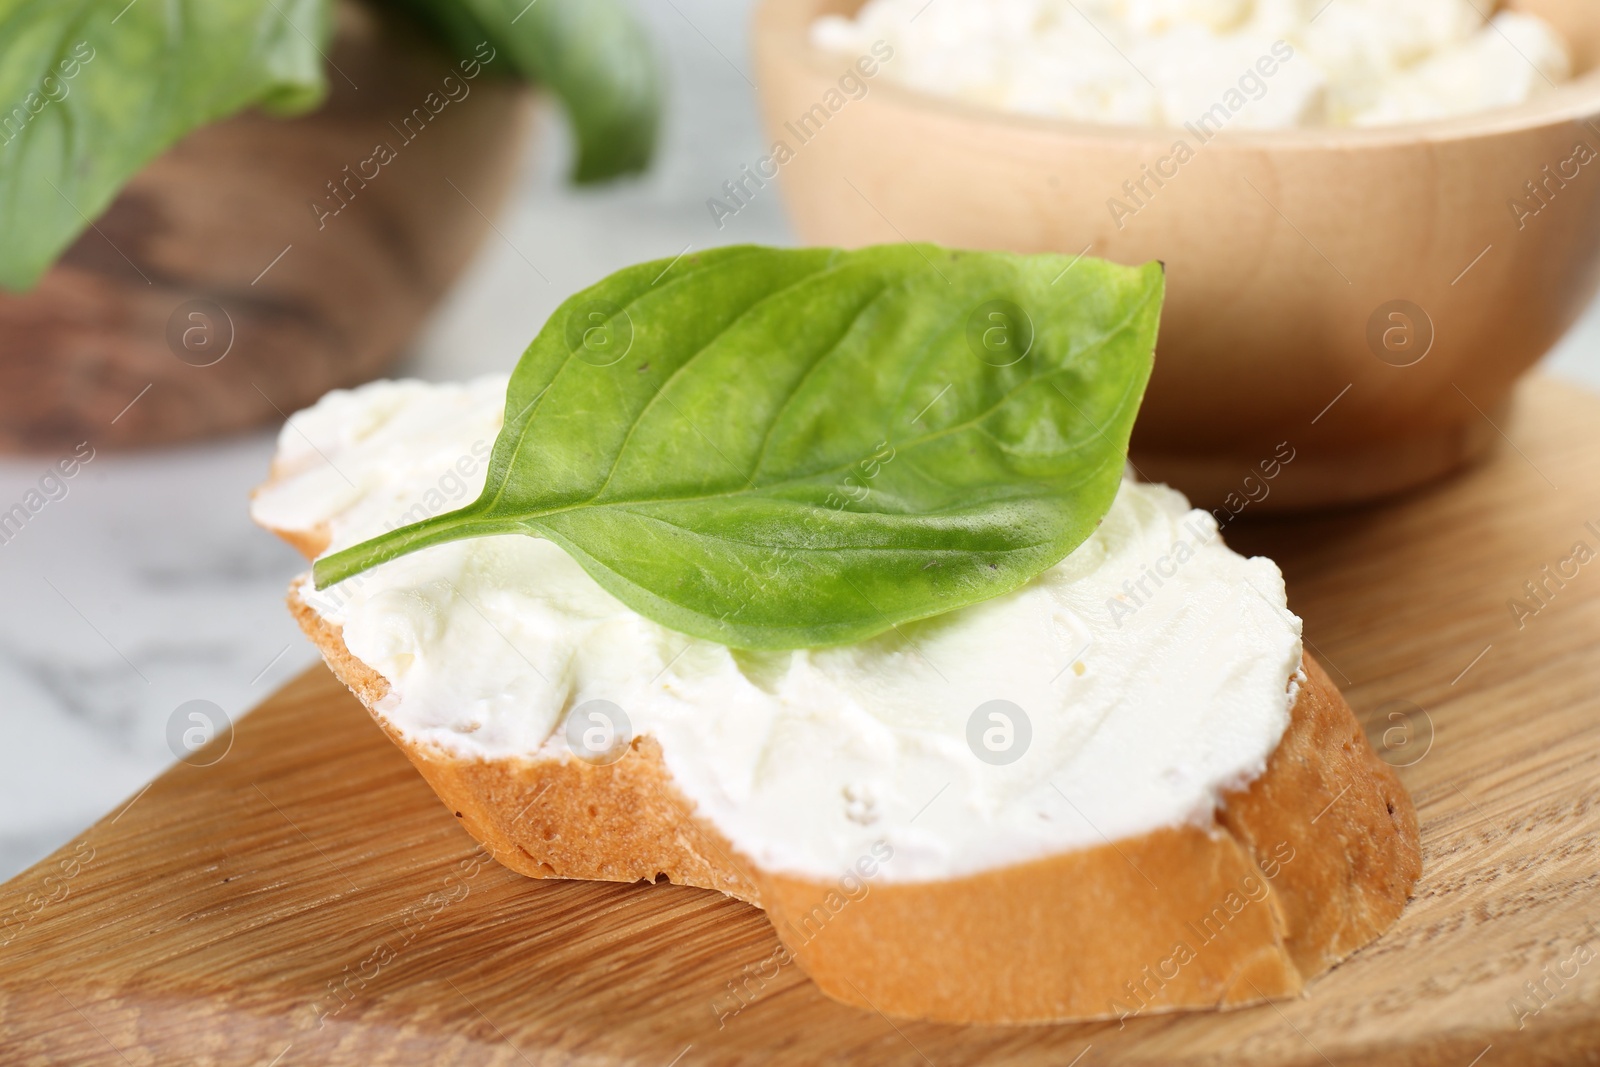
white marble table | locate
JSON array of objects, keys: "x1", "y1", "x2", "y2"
[{"x1": 2, "y1": 0, "x2": 1599, "y2": 882}]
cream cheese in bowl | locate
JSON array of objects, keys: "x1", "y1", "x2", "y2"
[
  {"x1": 812, "y1": 0, "x2": 1571, "y2": 128},
  {"x1": 253, "y1": 378, "x2": 1304, "y2": 883}
]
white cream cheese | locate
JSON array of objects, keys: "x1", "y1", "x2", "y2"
[
  {"x1": 812, "y1": 0, "x2": 1571, "y2": 129},
  {"x1": 252, "y1": 378, "x2": 1303, "y2": 883}
]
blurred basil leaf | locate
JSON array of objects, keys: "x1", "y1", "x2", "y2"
[
  {"x1": 0, "y1": 0, "x2": 331, "y2": 291},
  {"x1": 383, "y1": 0, "x2": 660, "y2": 183},
  {"x1": 0, "y1": 0, "x2": 659, "y2": 292}
]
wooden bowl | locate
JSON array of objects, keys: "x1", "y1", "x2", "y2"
[
  {"x1": 0, "y1": 2, "x2": 532, "y2": 453},
  {"x1": 754, "y1": 0, "x2": 1600, "y2": 509}
]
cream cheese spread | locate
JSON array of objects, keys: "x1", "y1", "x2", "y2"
[
  {"x1": 252, "y1": 378, "x2": 1304, "y2": 883},
  {"x1": 811, "y1": 0, "x2": 1571, "y2": 128}
]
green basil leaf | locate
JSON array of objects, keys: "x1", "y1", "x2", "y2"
[
  {"x1": 315, "y1": 244, "x2": 1164, "y2": 650},
  {"x1": 0, "y1": 0, "x2": 331, "y2": 292},
  {"x1": 383, "y1": 0, "x2": 659, "y2": 183}
]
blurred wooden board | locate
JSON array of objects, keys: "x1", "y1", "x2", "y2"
[{"x1": 3, "y1": 375, "x2": 1600, "y2": 1065}]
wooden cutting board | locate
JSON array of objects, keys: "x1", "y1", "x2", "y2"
[{"x1": 4, "y1": 376, "x2": 1600, "y2": 1066}]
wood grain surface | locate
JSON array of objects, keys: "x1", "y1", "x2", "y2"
[{"x1": 3, "y1": 376, "x2": 1600, "y2": 1065}]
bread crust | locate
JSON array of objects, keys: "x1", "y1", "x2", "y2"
[
  {"x1": 286, "y1": 581, "x2": 1420, "y2": 1025},
  {"x1": 289, "y1": 591, "x2": 762, "y2": 904},
  {"x1": 762, "y1": 655, "x2": 1421, "y2": 1023}
]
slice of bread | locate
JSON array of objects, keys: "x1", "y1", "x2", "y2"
[{"x1": 268, "y1": 516, "x2": 1420, "y2": 1025}]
